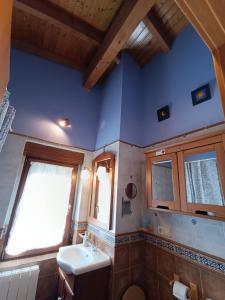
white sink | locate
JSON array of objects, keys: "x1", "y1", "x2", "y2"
[{"x1": 57, "y1": 244, "x2": 111, "y2": 275}]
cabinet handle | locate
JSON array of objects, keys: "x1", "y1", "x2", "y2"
[{"x1": 157, "y1": 205, "x2": 169, "y2": 210}]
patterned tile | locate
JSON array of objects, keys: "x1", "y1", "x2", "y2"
[
  {"x1": 144, "y1": 234, "x2": 225, "y2": 276},
  {"x1": 84, "y1": 223, "x2": 225, "y2": 276}
]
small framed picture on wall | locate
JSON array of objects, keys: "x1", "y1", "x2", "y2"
[
  {"x1": 157, "y1": 105, "x2": 170, "y2": 122},
  {"x1": 191, "y1": 84, "x2": 211, "y2": 106}
]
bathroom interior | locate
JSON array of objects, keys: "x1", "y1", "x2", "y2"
[{"x1": 1, "y1": 0, "x2": 225, "y2": 300}]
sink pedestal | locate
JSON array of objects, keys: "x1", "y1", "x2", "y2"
[{"x1": 57, "y1": 266, "x2": 110, "y2": 300}]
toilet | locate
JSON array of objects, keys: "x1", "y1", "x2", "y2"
[{"x1": 122, "y1": 285, "x2": 146, "y2": 300}]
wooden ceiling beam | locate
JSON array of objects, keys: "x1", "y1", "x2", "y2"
[
  {"x1": 14, "y1": 0, "x2": 104, "y2": 44},
  {"x1": 84, "y1": 0, "x2": 155, "y2": 90},
  {"x1": 144, "y1": 10, "x2": 171, "y2": 53}
]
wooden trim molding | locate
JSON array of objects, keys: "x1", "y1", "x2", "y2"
[
  {"x1": 88, "y1": 152, "x2": 115, "y2": 231},
  {"x1": 0, "y1": 0, "x2": 13, "y2": 102},
  {"x1": 213, "y1": 44, "x2": 225, "y2": 117},
  {"x1": 146, "y1": 153, "x2": 180, "y2": 211},
  {"x1": 174, "y1": 0, "x2": 225, "y2": 51},
  {"x1": 145, "y1": 130, "x2": 224, "y2": 158},
  {"x1": 24, "y1": 142, "x2": 84, "y2": 166}
]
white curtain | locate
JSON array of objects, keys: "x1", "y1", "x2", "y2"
[
  {"x1": 96, "y1": 172, "x2": 111, "y2": 225},
  {"x1": 185, "y1": 158, "x2": 224, "y2": 205},
  {"x1": 6, "y1": 162, "x2": 73, "y2": 256}
]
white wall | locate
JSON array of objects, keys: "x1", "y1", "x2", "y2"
[
  {"x1": 115, "y1": 142, "x2": 144, "y2": 234},
  {"x1": 0, "y1": 134, "x2": 26, "y2": 228}
]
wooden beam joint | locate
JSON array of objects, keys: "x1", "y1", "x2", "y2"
[
  {"x1": 84, "y1": 0, "x2": 155, "y2": 90},
  {"x1": 144, "y1": 9, "x2": 171, "y2": 52}
]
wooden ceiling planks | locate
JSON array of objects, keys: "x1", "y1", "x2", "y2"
[
  {"x1": 12, "y1": 6, "x2": 98, "y2": 71},
  {"x1": 144, "y1": 10, "x2": 171, "y2": 53},
  {"x1": 14, "y1": 0, "x2": 104, "y2": 44},
  {"x1": 48, "y1": 0, "x2": 123, "y2": 32},
  {"x1": 11, "y1": 0, "x2": 189, "y2": 85},
  {"x1": 127, "y1": 0, "x2": 188, "y2": 66}
]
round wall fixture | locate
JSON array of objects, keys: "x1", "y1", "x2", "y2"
[{"x1": 125, "y1": 183, "x2": 137, "y2": 199}]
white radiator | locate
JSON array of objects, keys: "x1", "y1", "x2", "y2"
[{"x1": 0, "y1": 265, "x2": 39, "y2": 300}]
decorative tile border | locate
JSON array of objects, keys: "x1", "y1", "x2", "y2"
[
  {"x1": 115, "y1": 232, "x2": 143, "y2": 245},
  {"x1": 74, "y1": 221, "x2": 88, "y2": 231},
  {"x1": 144, "y1": 233, "x2": 225, "y2": 276},
  {"x1": 78, "y1": 224, "x2": 225, "y2": 276}
]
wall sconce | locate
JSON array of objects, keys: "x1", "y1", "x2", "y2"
[
  {"x1": 81, "y1": 167, "x2": 90, "y2": 180},
  {"x1": 58, "y1": 118, "x2": 71, "y2": 128}
]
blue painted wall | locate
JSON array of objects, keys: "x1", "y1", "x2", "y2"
[
  {"x1": 142, "y1": 26, "x2": 224, "y2": 146},
  {"x1": 9, "y1": 49, "x2": 101, "y2": 150},
  {"x1": 9, "y1": 26, "x2": 224, "y2": 150},
  {"x1": 120, "y1": 52, "x2": 143, "y2": 146},
  {"x1": 95, "y1": 62, "x2": 123, "y2": 149}
]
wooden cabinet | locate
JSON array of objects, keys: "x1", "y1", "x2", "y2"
[
  {"x1": 57, "y1": 266, "x2": 110, "y2": 300},
  {"x1": 146, "y1": 153, "x2": 180, "y2": 210},
  {"x1": 58, "y1": 268, "x2": 74, "y2": 300},
  {"x1": 146, "y1": 131, "x2": 225, "y2": 219},
  {"x1": 0, "y1": 0, "x2": 13, "y2": 101}
]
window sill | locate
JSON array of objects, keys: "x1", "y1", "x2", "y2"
[{"x1": 0, "y1": 252, "x2": 57, "y2": 272}]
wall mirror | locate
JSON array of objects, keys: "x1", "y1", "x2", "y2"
[
  {"x1": 89, "y1": 152, "x2": 115, "y2": 230},
  {"x1": 125, "y1": 183, "x2": 137, "y2": 199},
  {"x1": 152, "y1": 160, "x2": 173, "y2": 201},
  {"x1": 179, "y1": 143, "x2": 225, "y2": 218},
  {"x1": 146, "y1": 153, "x2": 180, "y2": 210}
]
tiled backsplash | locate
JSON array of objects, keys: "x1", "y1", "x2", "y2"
[
  {"x1": 114, "y1": 233, "x2": 225, "y2": 300},
  {"x1": 143, "y1": 209, "x2": 225, "y2": 260},
  {"x1": 86, "y1": 222, "x2": 225, "y2": 300}
]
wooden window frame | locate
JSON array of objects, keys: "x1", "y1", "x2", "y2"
[
  {"x1": 88, "y1": 152, "x2": 115, "y2": 231},
  {"x1": 146, "y1": 153, "x2": 180, "y2": 211},
  {"x1": 178, "y1": 142, "x2": 225, "y2": 218},
  {"x1": 1, "y1": 142, "x2": 83, "y2": 260}
]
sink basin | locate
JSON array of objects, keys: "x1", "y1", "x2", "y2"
[{"x1": 57, "y1": 244, "x2": 111, "y2": 275}]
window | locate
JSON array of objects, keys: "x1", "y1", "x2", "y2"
[{"x1": 2, "y1": 142, "x2": 83, "y2": 259}]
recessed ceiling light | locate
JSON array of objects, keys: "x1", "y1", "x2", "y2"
[{"x1": 58, "y1": 118, "x2": 71, "y2": 128}]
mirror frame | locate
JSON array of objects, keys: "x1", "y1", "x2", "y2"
[
  {"x1": 146, "y1": 153, "x2": 180, "y2": 210},
  {"x1": 125, "y1": 183, "x2": 137, "y2": 199},
  {"x1": 178, "y1": 142, "x2": 225, "y2": 218},
  {"x1": 88, "y1": 152, "x2": 115, "y2": 230}
]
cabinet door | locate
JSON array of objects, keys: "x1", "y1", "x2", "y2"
[
  {"x1": 64, "y1": 288, "x2": 73, "y2": 300},
  {"x1": 178, "y1": 142, "x2": 225, "y2": 218},
  {"x1": 146, "y1": 153, "x2": 180, "y2": 210},
  {"x1": 58, "y1": 268, "x2": 74, "y2": 300},
  {"x1": 58, "y1": 269, "x2": 66, "y2": 300},
  {"x1": 0, "y1": 0, "x2": 13, "y2": 101}
]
